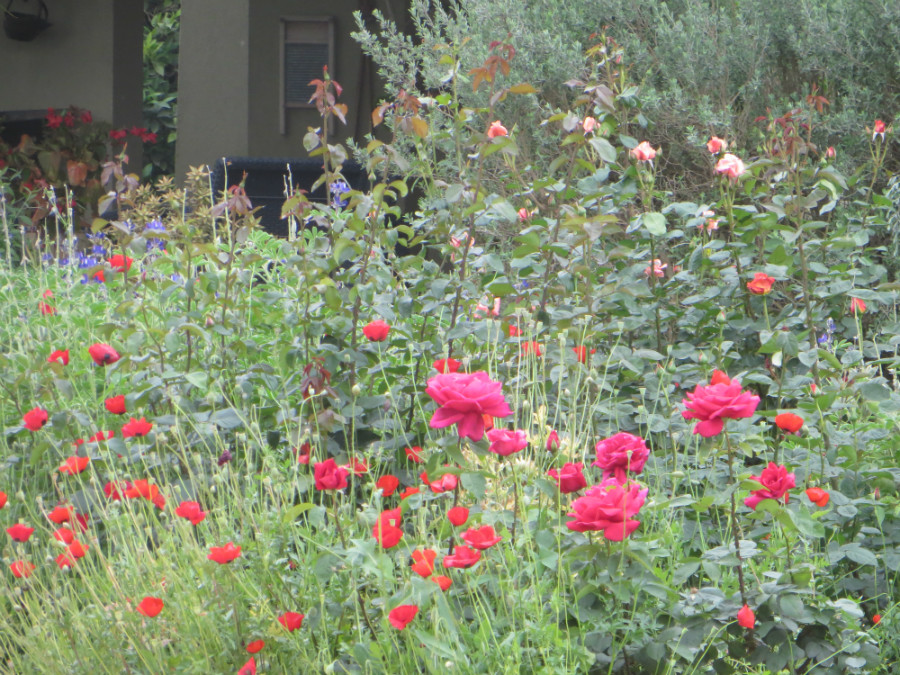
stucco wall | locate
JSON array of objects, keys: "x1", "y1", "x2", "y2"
[
  {"x1": 175, "y1": 0, "x2": 251, "y2": 180},
  {"x1": 0, "y1": 0, "x2": 142, "y2": 127}
]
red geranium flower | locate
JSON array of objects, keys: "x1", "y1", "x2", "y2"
[
  {"x1": 410, "y1": 549, "x2": 437, "y2": 577},
  {"x1": 313, "y1": 458, "x2": 349, "y2": 491},
  {"x1": 405, "y1": 446, "x2": 424, "y2": 463},
  {"x1": 140, "y1": 131, "x2": 157, "y2": 144},
  {"x1": 136, "y1": 596, "x2": 164, "y2": 618},
  {"x1": 388, "y1": 604, "x2": 418, "y2": 630},
  {"x1": 208, "y1": 542, "x2": 242, "y2": 564},
  {"x1": 129, "y1": 126, "x2": 147, "y2": 136},
  {"x1": 10, "y1": 561, "x2": 36, "y2": 578},
  {"x1": 375, "y1": 474, "x2": 399, "y2": 497},
  {"x1": 362, "y1": 319, "x2": 390, "y2": 342},
  {"x1": 108, "y1": 254, "x2": 133, "y2": 273},
  {"x1": 431, "y1": 575, "x2": 453, "y2": 591},
  {"x1": 442, "y1": 545, "x2": 481, "y2": 569},
  {"x1": 88, "y1": 343, "x2": 120, "y2": 366},
  {"x1": 433, "y1": 358, "x2": 461, "y2": 373},
  {"x1": 59, "y1": 456, "x2": 90, "y2": 475},
  {"x1": 174, "y1": 501, "x2": 207, "y2": 525},
  {"x1": 122, "y1": 416, "x2": 152, "y2": 438},
  {"x1": 105, "y1": 395, "x2": 127, "y2": 415},
  {"x1": 774, "y1": 412, "x2": 803, "y2": 433},
  {"x1": 277, "y1": 611, "x2": 305, "y2": 631},
  {"x1": 246, "y1": 640, "x2": 265, "y2": 654},
  {"x1": 23, "y1": 407, "x2": 49, "y2": 431},
  {"x1": 460, "y1": 525, "x2": 503, "y2": 550},
  {"x1": 47, "y1": 505, "x2": 74, "y2": 523},
  {"x1": 7, "y1": 524, "x2": 35, "y2": 542},
  {"x1": 447, "y1": 506, "x2": 469, "y2": 527},
  {"x1": 47, "y1": 349, "x2": 69, "y2": 365}
]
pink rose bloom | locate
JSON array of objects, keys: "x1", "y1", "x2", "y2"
[
  {"x1": 566, "y1": 478, "x2": 648, "y2": 541},
  {"x1": 313, "y1": 458, "x2": 349, "y2": 491},
  {"x1": 706, "y1": 136, "x2": 727, "y2": 154},
  {"x1": 547, "y1": 462, "x2": 587, "y2": 494},
  {"x1": 487, "y1": 120, "x2": 508, "y2": 138},
  {"x1": 744, "y1": 462, "x2": 795, "y2": 510},
  {"x1": 682, "y1": 370, "x2": 760, "y2": 437},
  {"x1": 592, "y1": 433, "x2": 649, "y2": 484},
  {"x1": 426, "y1": 371, "x2": 512, "y2": 441},
  {"x1": 486, "y1": 428, "x2": 528, "y2": 456},
  {"x1": 644, "y1": 259, "x2": 667, "y2": 278},
  {"x1": 582, "y1": 116, "x2": 597, "y2": 134},
  {"x1": 546, "y1": 430, "x2": 560, "y2": 452},
  {"x1": 630, "y1": 141, "x2": 657, "y2": 162},
  {"x1": 715, "y1": 153, "x2": 745, "y2": 179}
]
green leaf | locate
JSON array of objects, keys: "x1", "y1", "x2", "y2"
[
  {"x1": 588, "y1": 137, "x2": 617, "y2": 164},
  {"x1": 282, "y1": 502, "x2": 315, "y2": 524},
  {"x1": 788, "y1": 506, "x2": 825, "y2": 539},
  {"x1": 643, "y1": 212, "x2": 666, "y2": 236},
  {"x1": 212, "y1": 408, "x2": 245, "y2": 430},
  {"x1": 461, "y1": 472, "x2": 487, "y2": 500}
]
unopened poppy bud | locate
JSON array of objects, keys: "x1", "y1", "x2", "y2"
[
  {"x1": 351, "y1": 384, "x2": 361, "y2": 397},
  {"x1": 16, "y1": 490, "x2": 25, "y2": 501}
]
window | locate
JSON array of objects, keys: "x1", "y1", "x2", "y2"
[{"x1": 279, "y1": 17, "x2": 334, "y2": 134}]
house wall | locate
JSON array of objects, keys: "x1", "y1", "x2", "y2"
[
  {"x1": 0, "y1": 0, "x2": 142, "y2": 128},
  {"x1": 175, "y1": 0, "x2": 252, "y2": 180}
]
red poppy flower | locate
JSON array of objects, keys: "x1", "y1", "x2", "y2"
[
  {"x1": 410, "y1": 549, "x2": 437, "y2": 577},
  {"x1": 0, "y1": 490, "x2": 7, "y2": 509},
  {"x1": 805, "y1": 487, "x2": 830, "y2": 507},
  {"x1": 399, "y1": 486, "x2": 420, "y2": 500},
  {"x1": 108, "y1": 254, "x2": 133, "y2": 273},
  {"x1": 10, "y1": 561, "x2": 36, "y2": 578},
  {"x1": 421, "y1": 470, "x2": 458, "y2": 494},
  {"x1": 93, "y1": 270, "x2": 106, "y2": 283},
  {"x1": 405, "y1": 446, "x2": 424, "y2": 463},
  {"x1": 737, "y1": 604, "x2": 755, "y2": 629},
  {"x1": 39, "y1": 301, "x2": 56, "y2": 315},
  {"x1": 346, "y1": 458, "x2": 368, "y2": 476},
  {"x1": 294, "y1": 441, "x2": 312, "y2": 465},
  {"x1": 7, "y1": 524, "x2": 34, "y2": 542},
  {"x1": 447, "y1": 506, "x2": 469, "y2": 527},
  {"x1": 125, "y1": 479, "x2": 160, "y2": 501},
  {"x1": 57, "y1": 541, "x2": 89, "y2": 568},
  {"x1": 373, "y1": 507, "x2": 403, "y2": 548},
  {"x1": 388, "y1": 604, "x2": 418, "y2": 630},
  {"x1": 53, "y1": 527, "x2": 76, "y2": 544},
  {"x1": 23, "y1": 407, "x2": 49, "y2": 431},
  {"x1": 47, "y1": 349, "x2": 69, "y2": 365},
  {"x1": 237, "y1": 657, "x2": 257, "y2": 675},
  {"x1": 47, "y1": 505, "x2": 74, "y2": 523},
  {"x1": 431, "y1": 575, "x2": 452, "y2": 591},
  {"x1": 208, "y1": 542, "x2": 242, "y2": 564},
  {"x1": 508, "y1": 325, "x2": 522, "y2": 337},
  {"x1": 136, "y1": 596, "x2": 164, "y2": 618},
  {"x1": 873, "y1": 614, "x2": 882, "y2": 625},
  {"x1": 105, "y1": 395, "x2": 127, "y2": 415},
  {"x1": 433, "y1": 358, "x2": 461, "y2": 373},
  {"x1": 174, "y1": 501, "x2": 207, "y2": 525},
  {"x1": 104, "y1": 480, "x2": 131, "y2": 500},
  {"x1": 572, "y1": 346, "x2": 596, "y2": 364},
  {"x1": 362, "y1": 319, "x2": 390, "y2": 342},
  {"x1": 774, "y1": 412, "x2": 804, "y2": 433},
  {"x1": 122, "y1": 417, "x2": 153, "y2": 438},
  {"x1": 442, "y1": 545, "x2": 481, "y2": 569},
  {"x1": 246, "y1": 640, "x2": 265, "y2": 654},
  {"x1": 850, "y1": 297, "x2": 867, "y2": 314},
  {"x1": 89, "y1": 430, "x2": 114, "y2": 443},
  {"x1": 460, "y1": 525, "x2": 503, "y2": 550},
  {"x1": 110, "y1": 129, "x2": 127, "y2": 140},
  {"x1": 521, "y1": 341, "x2": 542, "y2": 357},
  {"x1": 277, "y1": 611, "x2": 305, "y2": 631},
  {"x1": 375, "y1": 474, "x2": 399, "y2": 497},
  {"x1": 59, "y1": 456, "x2": 90, "y2": 475},
  {"x1": 88, "y1": 343, "x2": 120, "y2": 366},
  {"x1": 74, "y1": 512, "x2": 89, "y2": 532}
]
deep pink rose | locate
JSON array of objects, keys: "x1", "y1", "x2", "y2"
[
  {"x1": 547, "y1": 462, "x2": 587, "y2": 494},
  {"x1": 566, "y1": 478, "x2": 648, "y2": 541},
  {"x1": 486, "y1": 428, "x2": 527, "y2": 456},
  {"x1": 681, "y1": 370, "x2": 760, "y2": 437},
  {"x1": 592, "y1": 432, "x2": 649, "y2": 484},
  {"x1": 743, "y1": 462, "x2": 795, "y2": 510},
  {"x1": 313, "y1": 458, "x2": 349, "y2": 491},
  {"x1": 425, "y1": 371, "x2": 512, "y2": 442}
]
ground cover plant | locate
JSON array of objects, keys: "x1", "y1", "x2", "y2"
[{"x1": 1, "y1": 30, "x2": 900, "y2": 675}]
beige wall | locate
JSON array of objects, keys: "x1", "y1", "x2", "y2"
[{"x1": 0, "y1": 0, "x2": 142, "y2": 128}]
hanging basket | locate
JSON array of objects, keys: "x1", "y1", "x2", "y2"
[{"x1": 3, "y1": 0, "x2": 51, "y2": 42}]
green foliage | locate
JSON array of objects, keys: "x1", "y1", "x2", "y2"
[{"x1": 142, "y1": 0, "x2": 180, "y2": 178}]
